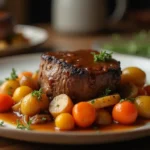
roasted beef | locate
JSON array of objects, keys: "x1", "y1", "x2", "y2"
[{"x1": 38, "y1": 49, "x2": 121, "y2": 103}]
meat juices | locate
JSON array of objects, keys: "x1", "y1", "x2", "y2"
[{"x1": 38, "y1": 49, "x2": 121, "y2": 103}]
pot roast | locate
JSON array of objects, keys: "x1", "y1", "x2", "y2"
[{"x1": 38, "y1": 49, "x2": 121, "y2": 103}]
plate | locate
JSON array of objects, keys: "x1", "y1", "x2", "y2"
[
  {"x1": 0, "y1": 25, "x2": 48, "y2": 57},
  {"x1": 0, "y1": 53, "x2": 150, "y2": 145}
]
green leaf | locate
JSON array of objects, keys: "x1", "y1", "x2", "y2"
[
  {"x1": 104, "y1": 88, "x2": 111, "y2": 96},
  {"x1": 42, "y1": 117, "x2": 47, "y2": 121},
  {"x1": 16, "y1": 119, "x2": 32, "y2": 130},
  {"x1": 32, "y1": 88, "x2": 43, "y2": 101},
  {"x1": 92, "y1": 51, "x2": 113, "y2": 62},
  {"x1": 6, "y1": 68, "x2": 18, "y2": 80},
  {"x1": 0, "y1": 80, "x2": 3, "y2": 85},
  {"x1": 0, "y1": 121, "x2": 4, "y2": 126}
]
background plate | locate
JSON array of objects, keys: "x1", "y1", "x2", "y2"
[{"x1": 0, "y1": 25, "x2": 48, "y2": 57}]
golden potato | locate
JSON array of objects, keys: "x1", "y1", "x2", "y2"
[
  {"x1": 134, "y1": 96, "x2": 150, "y2": 119},
  {"x1": 21, "y1": 93, "x2": 41, "y2": 116},
  {"x1": 0, "y1": 80, "x2": 19, "y2": 96},
  {"x1": 13, "y1": 86, "x2": 33, "y2": 103}
]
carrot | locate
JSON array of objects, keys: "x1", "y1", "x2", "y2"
[
  {"x1": 0, "y1": 94, "x2": 14, "y2": 112},
  {"x1": 112, "y1": 100, "x2": 138, "y2": 125},
  {"x1": 88, "y1": 94, "x2": 120, "y2": 109},
  {"x1": 72, "y1": 102, "x2": 96, "y2": 128}
]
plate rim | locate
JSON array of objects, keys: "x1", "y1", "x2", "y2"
[{"x1": 0, "y1": 52, "x2": 150, "y2": 144}]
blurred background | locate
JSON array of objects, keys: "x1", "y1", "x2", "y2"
[
  {"x1": 0, "y1": 0, "x2": 149, "y2": 29},
  {"x1": 0, "y1": 0, "x2": 149, "y2": 57}
]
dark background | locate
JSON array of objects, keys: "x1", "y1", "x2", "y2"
[{"x1": 27, "y1": 0, "x2": 150, "y2": 24}]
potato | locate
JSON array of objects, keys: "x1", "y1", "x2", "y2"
[
  {"x1": 19, "y1": 76, "x2": 36, "y2": 90},
  {"x1": 95, "y1": 109, "x2": 112, "y2": 125},
  {"x1": 134, "y1": 96, "x2": 150, "y2": 119},
  {"x1": 55, "y1": 113, "x2": 75, "y2": 130},
  {"x1": 21, "y1": 93, "x2": 41, "y2": 116},
  {"x1": 49, "y1": 94, "x2": 74, "y2": 118},
  {"x1": 121, "y1": 67, "x2": 146, "y2": 87},
  {"x1": 39, "y1": 94, "x2": 49, "y2": 111},
  {"x1": 88, "y1": 94, "x2": 120, "y2": 109},
  {"x1": 0, "y1": 80, "x2": 20, "y2": 96},
  {"x1": 12, "y1": 86, "x2": 33, "y2": 103},
  {"x1": 32, "y1": 72, "x2": 39, "y2": 90}
]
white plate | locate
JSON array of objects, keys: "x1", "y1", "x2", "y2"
[
  {"x1": 0, "y1": 25, "x2": 48, "y2": 56},
  {"x1": 0, "y1": 53, "x2": 150, "y2": 145}
]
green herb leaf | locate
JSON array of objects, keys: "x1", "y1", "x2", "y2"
[
  {"x1": 16, "y1": 120, "x2": 27, "y2": 130},
  {"x1": 16, "y1": 119, "x2": 32, "y2": 130},
  {"x1": 56, "y1": 104, "x2": 60, "y2": 107},
  {"x1": 93, "y1": 125, "x2": 99, "y2": 130},
  {"x1": 42, "y1": 117, "x2": 47, "y2": 121},
  {"x1": 0, "y1": 80, "x2": 3, "y2": 85},
  {"x1": 91, "y1": 100, "x2": 95, "y2": 104},
  {"x1": 104, "y1": 88, "x2": 111, "y2": 96},
  {"x1": 32, "y1": 88, "x2": 43, "y2": 101},
  {"x1": 5, "y1": 68, "x2": 18, "y2": 80},
  {"x1": 120, "y1": 97, "x2": 135, "y2": 103},
  {"x1": 0, "y1": 121, "x2": 4, "y2": 126},
  {"x1": 92, "y1": 51, "x2": 113, "y2": 62},
  {"x1": 7, "y1": 87, "x2": 13, "y2": 96}
]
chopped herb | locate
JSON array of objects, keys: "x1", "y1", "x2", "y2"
[
  {"x1": 5, "y1": 68, "x2": 18, "y2": 80},
  {"x1": 0, "y1": 80, "x2": 3, "y2": 85},
  {"x1": 7, "y1": 87, "x2": 13, "y2": 96},
  {"x1": 32, "y1": 88, "x2": 43, "y2": 101},
  {"x1": 93, "y1": 125, "x2": 99, "y2": 130},
  {"x1": 120, "y1": 97, "x2": 135, "y2": 103},
  {"x1": 104, "y1": 88, "x2": 111, "y2": 96},
  {"x1": 92, "y1": 51, "x2": 113, "y2": 62},
  {"x1": 91, "y1": 100, "x2": 95, "y2": 104},
  {"x1": 0, "y1": 121, "x2": 4, "y2": 126},
  {"x1": 42, "y1": 117, "x2": 47, "y2": 121},
  {"x1": 16, "y1": 119, "x2": 32, "y2": 130},
  {"x1": 56, "y1": 104, "x2": 60, "y2": 107},
  {"x1": 7, "y1": 90, "x2": 12, "y2": 96}
]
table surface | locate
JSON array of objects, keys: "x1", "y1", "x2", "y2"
[{"x1": 0, "y1": 23, "x2": 150, "y2": 150}]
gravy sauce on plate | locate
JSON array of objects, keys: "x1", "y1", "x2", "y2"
[{"x1": 0, "y1": 112, "x2": 147, "y2": 132}]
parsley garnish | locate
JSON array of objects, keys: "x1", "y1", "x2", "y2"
[
  {"x1": 93, "y1": 125, "x2": 99, "y2": 130},
  {"x1": 7, "y1": 87, "x2": 13, "y2": 96},
  {"x1": 42, "y1": 117, "x2": 47, "y2": 121},
  {"x1": 0, "y1": 121, "x2": 4, "y2": 126},
  {"x1": 56, "y1": 104, "x2": 60, "y2": 107},
  {"x1": 32, "y1": 88, "x2": 43, "y2": 101},
  {"x1": 120, "y1": 97, "x2": 135, "y2": 103},
  {"x1": 104, "y1": 88, "x2": 111, "y2": 96},
  {"x1": 92, "y1": 51, "x2": 113, "y2": 62},
  {"x1": 0, "y1": 80, "x2": 3, "y2": 85},
  {"x1": 91, "y1": 100, "x2": 95, "y2": 104},
  {"x1": 5, "y1": 68, "x2": 18, "y2": 80},
  {"x1": 16, "y1": 119, "x2": 32, "y2": 130}
]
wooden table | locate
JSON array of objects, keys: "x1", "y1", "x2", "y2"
[{"x1": 0, "y1": 23, "x2": 150, "y2": 150}]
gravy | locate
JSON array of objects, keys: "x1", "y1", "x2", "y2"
[{"x1": 0, "y1": 112, "x2": 148, "y2": 132}]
